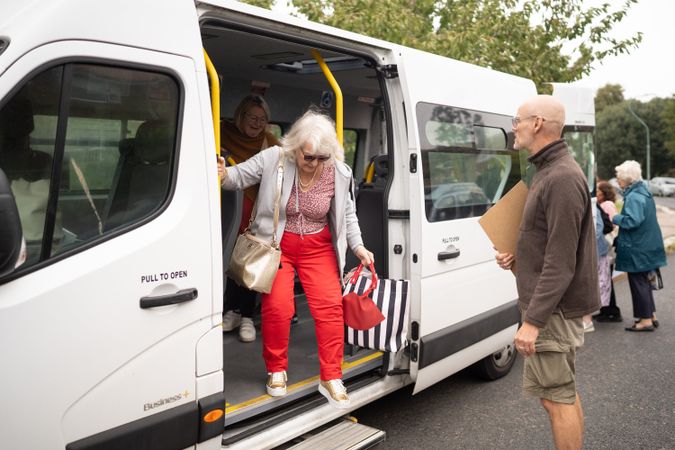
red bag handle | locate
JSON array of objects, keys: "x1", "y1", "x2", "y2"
[{"x1": 349, "y1": 262, "x2": 379, "y2": 295}]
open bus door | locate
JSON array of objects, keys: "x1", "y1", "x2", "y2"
[{"x1": 397, "y1": 47, "x2": 536, "y2": 393}]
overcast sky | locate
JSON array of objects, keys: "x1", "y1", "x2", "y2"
[
  {"x1": 272, "y1": 0, "x2": 673, "y2": 100},
  {"x1": 576, "y1": 0, "x2": 674, "y2": 100}
]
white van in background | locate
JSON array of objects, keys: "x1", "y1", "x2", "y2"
[
  {"x1": 0, "y1": 1, "x2": 539, "y2": 448},
  {"x1": 551, "y1": 83, "x2": 596, "y2": 192}
]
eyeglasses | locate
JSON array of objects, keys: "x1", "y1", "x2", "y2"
[
  {"x1": 245, "y1": 113, "x2": 268, "y2": 125},
  {"x1": 300, "y1": 149, "x2": 330, "y2": 162},
  {"x1": 511, "y1": 115, "x2": 544, "y2": 128}
]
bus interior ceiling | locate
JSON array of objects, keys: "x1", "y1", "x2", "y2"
[
  {"x1": 203, "y1": 26, "x2": 387, "y2": 426},
  {"x1": 201, "y1": 25, "x2": 386, "y2": 178}
]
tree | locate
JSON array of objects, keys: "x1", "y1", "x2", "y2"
[
  {"x1": 240, "y1": 0, "x2": 274, "y2": 9},
  {"x1": 595, "y1": 98, "x2": 675, "y2": 180},
  {"x1": 290, "y1": 0, "x2": 642, "y2": 91},
  {"x1": 595, "y1": 84, "x2": 624, "y2": 114},
  {"x1": 662, "y1": 96, "x2": 675, "y2": 164}
]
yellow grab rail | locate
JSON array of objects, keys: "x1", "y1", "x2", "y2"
[
  {"x1": 204, "y1": 49, "x2": 237, "y2": 168},
  {"x1": 311, "y1": 49, "x2": 343, "y2": 146},
  {"x1": 365, "y1": 161, "x2": 375, "y2": 183},
  {"x1": 203, "y1": 49, "x2": 220, "y2": 157}
]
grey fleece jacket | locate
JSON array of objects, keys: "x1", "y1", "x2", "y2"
[
  {"x1": 221, "y1": 146, "x2": 364, "y2": 279},
  {"x1": 516, "y1": 139, "x2": 601, "y2": 327}
]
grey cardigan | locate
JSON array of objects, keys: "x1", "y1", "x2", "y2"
[{"x1": 222, "y1": 146, "x2": 364, "y2": 278}]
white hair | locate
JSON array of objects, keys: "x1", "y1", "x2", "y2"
[
  {"x1": 615, "y1": 160, "x2": 642, "y2": 184},
  {"x1": 281, "y1": 109, "x2": 344, "y2": 165}
]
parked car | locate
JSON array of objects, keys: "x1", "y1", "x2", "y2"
[{"x1": 649, "y1": 177, "x2": 675, "y2": 197}]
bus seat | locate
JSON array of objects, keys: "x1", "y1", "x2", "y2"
[
  {"x1": 221, "y1": 180, "x2": 242, "y2": 275},
  {"x1": 348, "y1": 154, "x2": 388, "y2": 277},
  {"x1": 104, "y1": 121, "x2": 172, "y2": 231}
]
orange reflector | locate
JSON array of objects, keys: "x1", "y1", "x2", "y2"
[{"x1": 203, "y1": 409, "x2": 224, "y2": 423}]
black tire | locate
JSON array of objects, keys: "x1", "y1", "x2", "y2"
[{"x1": 470, "y1": 343, "x2": 517, "y2": 380}]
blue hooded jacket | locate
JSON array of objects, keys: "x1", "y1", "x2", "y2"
[{"x1": 613, "y1": 180, "x2": 666, "y2": 272}]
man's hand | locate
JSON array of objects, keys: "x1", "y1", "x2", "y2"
[
  {"x1": 515, "y1": 322, "x2": 539, "y2": 358},
  {"x1": 495, "y1": 249, "x2": 515, "y2": 270}
]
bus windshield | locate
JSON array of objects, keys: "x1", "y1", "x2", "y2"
[{"x1": 564, "y1": 129, "x2": 594, "y2": 193}]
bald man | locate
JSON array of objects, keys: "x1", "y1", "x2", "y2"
[{"x1": 496, "y1": 95, "x2": 600, "y2": 450}]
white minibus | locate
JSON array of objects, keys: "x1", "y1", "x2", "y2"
[{"x1": 0, "y1": 1, "x2": 541, "y2": 448}]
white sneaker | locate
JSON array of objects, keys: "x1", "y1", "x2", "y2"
[
  {"x1": 266, "y1": 371, "x2": 287, "y2": 397},
  {"x1": 318, "y1": 379, "x2": 350, "y2": 409},
  {"x1": 222, "y1": 310, "x2": 241, "y2": 332},
  {"x1": 239, "y1": 318, "x2": 256, "y2": 342},
  {"x1": 583, "y1": 321, "x2": 595, "y2": 333}
]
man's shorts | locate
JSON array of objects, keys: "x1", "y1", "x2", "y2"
[{"x1": 522, "y1": 311, "x2": 584, "y2": 404}]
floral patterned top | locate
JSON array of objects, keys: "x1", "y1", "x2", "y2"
[{"x1": 285, "y1": 165, "x2": 335, "y2": 235}]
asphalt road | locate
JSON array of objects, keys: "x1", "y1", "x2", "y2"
[
  {"x1": 654, "y1": 195, "x2": 675, "y2": 211},
  {"x1": 354, "y1": 255, "x2": 675, "y2": 450}
]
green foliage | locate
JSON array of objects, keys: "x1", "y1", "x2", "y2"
[
  {"x1": 292, "y1": 0, "x2": 437, "y2": 48},
  {"x1": 290, "y1": 0, "x2": 642, "y2": 90},
  {"x1": 663, "y1": 96, "x2": 675, "y2": 161},
  {"x1": 595, "y1": 96, "x2": 675, "y2": 180},
  {"x1": 343, "y1": 129, "x2": 357, "y2": 169},
  {"x1": 595, "y1": 84, "x2": 625, "y2": 114},
  {"x1": 239, "y1": 0, "x2": 274, "y2": 9}
]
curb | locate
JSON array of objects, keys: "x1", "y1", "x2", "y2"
[{"x1": 664, "y1": 236, "x2": 675, "y2": 255}]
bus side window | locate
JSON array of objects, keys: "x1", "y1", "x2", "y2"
[
  {"x1": 343, "y1": 129, "x2": 359, "y2": 171},
  {"x1": 0, "y1": 63, "x2": 180, "y2": 271},
  {"x1": 416, "y1": 102, "x2": 519, "y2": 222}
]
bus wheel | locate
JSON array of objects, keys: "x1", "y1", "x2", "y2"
[{"x1": 470, "y1": 343, "x2": 517, "y2": 380}]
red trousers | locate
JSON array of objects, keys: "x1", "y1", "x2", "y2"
[{"x1": 261, "y1": 226, "x2": 344, "y2": 380}]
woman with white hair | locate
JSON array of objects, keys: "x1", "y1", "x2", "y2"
[
  {"x1": 611, "y1": 160, "x2": 666, "y2": 331},
  {"x1": 218, "y1": 109, "x2": 373, "y2": 408}
]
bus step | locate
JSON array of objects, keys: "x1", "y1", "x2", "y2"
[{"x1": 286, "y1": 418, "x2": 385, "y2": 450}]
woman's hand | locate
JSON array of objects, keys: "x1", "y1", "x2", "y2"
[
  {"x1": 217, "y1": 156, "x2": 226, "y2": 180},
  {"x1": 355, "y1": 245, "x2": 374, "y2": 266}
]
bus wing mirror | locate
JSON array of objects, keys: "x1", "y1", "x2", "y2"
[{"x1": 0, "y1": 168, "x2": 23, "y2": 277}]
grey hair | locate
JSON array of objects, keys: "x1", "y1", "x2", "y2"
[
  {"x1": 615, "y1": 160, "x2": 642, "y2": 184},
  {"x1": 281, "y1": 109, "x2": 344, "y2": 165}
]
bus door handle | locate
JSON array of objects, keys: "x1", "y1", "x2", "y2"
[
  {"x1": 438, "y1": 245, "x2": 460, "y2": 261},
  {"x1": 140, "y1": 288, "x2": 198, "y2": 309}
]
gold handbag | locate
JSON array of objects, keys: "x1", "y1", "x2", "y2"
[{"x1": 227, "y1": 158, "x2": 284, "y2": 294}]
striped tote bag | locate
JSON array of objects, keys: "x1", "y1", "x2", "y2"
[{"x1": 343, "y1": 266, "x2": 410, "y2": 353}]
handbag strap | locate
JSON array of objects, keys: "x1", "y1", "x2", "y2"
[
  {"x1": 246, "y1": 156, "x2": 284, "y2": 248},
  {"x1": 349, "y1": 262, "x2": 379, "y2": 294}
]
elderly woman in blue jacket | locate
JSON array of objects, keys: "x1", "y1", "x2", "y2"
[{"x1": 611, "y1": 160, "x2": 666, "y2": 332}]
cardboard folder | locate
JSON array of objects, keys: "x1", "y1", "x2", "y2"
[{"x1": 479, "y1": 180, "x2": 528, "y2": 258}]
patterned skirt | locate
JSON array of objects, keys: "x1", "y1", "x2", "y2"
[{"x1": 597, "y1": 253, "x2": 612, "y2": 307}]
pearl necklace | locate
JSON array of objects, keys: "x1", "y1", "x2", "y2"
[{"x1": 298, "y1": 167, "x2": 318, "y2": 192}]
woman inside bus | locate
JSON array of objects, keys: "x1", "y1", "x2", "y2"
[
  {"x1": 221, "y1": 95, "x2": 280, "y2": 343},
  {"x1": 218, "y1": 109, "x2": 374, "y2": 409}
]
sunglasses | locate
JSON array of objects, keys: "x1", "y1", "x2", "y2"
[{"x1": 300, "y1": 150, "x2": 330, "y2": 162}]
